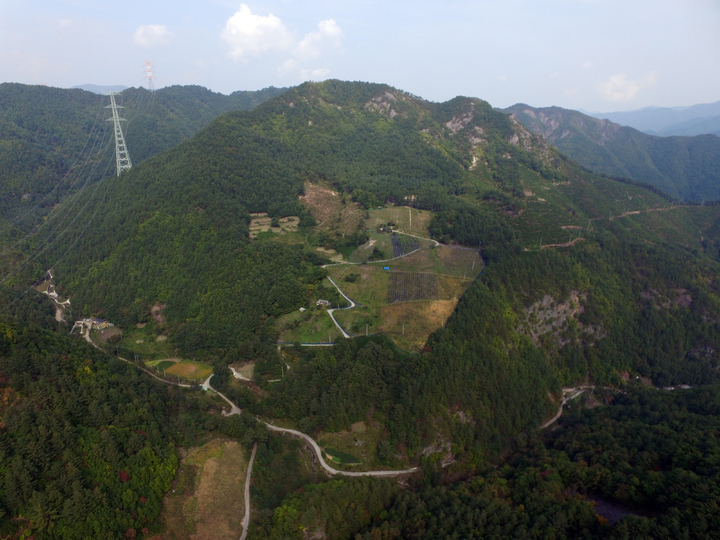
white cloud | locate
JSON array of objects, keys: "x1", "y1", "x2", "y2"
[
  {"x1": 597, "y1": 72, "x2": 658, "y2": 102},
  {"x1": 221, "y1": 4, "x2": 293, "y2": 61},
  {"x1": 222, "y1": 6, "x2": 342, "y2": 80},
  {"x1": 133, "y1": 24, "x2": 172, "y2": 47},
  {"x1": 294, "y1": 19, "x2": 343, "y2": 61}
]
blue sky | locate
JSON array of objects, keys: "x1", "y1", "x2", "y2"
[{"x1": 1, "y1": 0, "x2": 718, "y2": 111}]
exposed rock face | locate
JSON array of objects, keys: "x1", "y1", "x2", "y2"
[
  {"x1": 517, "y1": 291, "x2": 604, "y2": 347},
  {"x1": 445, "y1": 108, "x2": 474, "y2": 134},
  {"x1": 365, "y1": 91, "x2": 401, "y2": 118}
]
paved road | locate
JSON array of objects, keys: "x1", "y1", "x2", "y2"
[
  {"x1": 541, "y1": 386, "x2": 595, "y2": 429},
  {"x1": 202, "y1": 376, "x2": 242, "y2": 415},
  {"x1": 239, "y1": 442, "x2": 257, "y2": 540},
  {"x1": 264, "y1": 422, "x2": 418, "y2": 477},
  {"x1": 325, "y1": 276, "x2": 356, "y2": 338}
]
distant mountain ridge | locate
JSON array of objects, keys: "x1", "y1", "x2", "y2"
[
  {"x1": 502, "y1": 103, "x2": 720, "y2": 202},
  {"x1": 591, "y1": 100, "x2": 720, "y2": 136}
]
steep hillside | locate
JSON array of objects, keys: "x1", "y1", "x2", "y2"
[
  {"x1": 5, "y1": 81, "x2": 720, "y2": 538},
  {"x1": 0, "y1": 79, "x2": 716, "y2": 482},
  {"x1": 503, "y1": 103, "x2": 720, "y2": 201}
]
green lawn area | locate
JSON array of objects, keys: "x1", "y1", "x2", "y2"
[
  {"x1": 322, "y1": 447, "x2": 362, "y2": 465},
  {"x1": 116, "y1": 327, "x2": 175, "y2": 361}
]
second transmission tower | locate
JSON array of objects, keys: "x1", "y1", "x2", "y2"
[
  {"x1": 106, "y1": 92, "x2": 132, "y2": 176},
  {"x1": 144, "y1": 60, "x2": 156, "y2": 91}
]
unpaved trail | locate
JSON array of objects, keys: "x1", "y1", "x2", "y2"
[
  {"x1": 541, "y1": 237, "x2": 585, "y2": 250},
  {"x1": 239, "y1": 443, "x2": 257, "y2": 540},
  {"x1": 587, "y1": 204, "x2": 689, "y2": 223}
]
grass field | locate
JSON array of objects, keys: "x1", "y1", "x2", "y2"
[
  {"x1": 276, "y1": 277, "x2": 352, "y2": 343},
  {"x1": 365, "y1": 206, "x2": 434, "y2": 237},
  {"x1": 277, "y1": 308, "x2": 342, "y2": 343},
  {"x1": 153, "y1": 360, "x2": 178, "y2": 373},
  {"x1": 116, "y1": 327, "x2": 175, "y2": 361},
  {"x1": 231, "y1": 362, "x2": 255, "y2": 380},
  {"x1": 319, "y1": 245, "x2": 483, "y2": 351},
  {"x1": 348, "y1": 232, "x2": 435, "y2": 263},
  {"x1": 317, "y1": 421, "x2": 386, "y2": 468},
  {"x1": 156, "y1": 439, "x2": 246, "y2": 540},
  {"x1": 322, "y1": 447, "x2": 362, "y2": 464},
  {"x1": 165, "y1": 361, "x2": 213, "y2": 382}
]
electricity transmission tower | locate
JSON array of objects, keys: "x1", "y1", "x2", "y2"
[
  {"x1": 144, "y1": 60, "x2": 155, "y2": 91},
  {"x1": 105, "y1": 93, "x2": 132, "y2": 176}
]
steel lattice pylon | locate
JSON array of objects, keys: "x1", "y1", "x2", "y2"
[{"x1": 105, "y1": 92, "x2": 132, "y2": 176}]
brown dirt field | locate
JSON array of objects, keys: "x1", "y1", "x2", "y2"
[
  {"x1": 156, "y1": 439, "x2": 247, "y2": 540},
  {"x1": 300, "y1": 181, "x2": 364, "y2": 234},
  {"x1": 378, "y1": 299, "x2": 457, "y2": 352}
]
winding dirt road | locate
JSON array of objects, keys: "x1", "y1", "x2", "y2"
[{"x1": 239, "y1": 443, "x2": 257, "y2": 540}]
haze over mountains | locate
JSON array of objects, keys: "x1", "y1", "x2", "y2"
[{"x1": 589, "y1": 100, "x2": 720, "y2": 137}]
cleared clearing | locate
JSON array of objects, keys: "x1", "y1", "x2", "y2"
[
  {"x1": 300, "y1": 181, "x2": 365, "y2": 234},
  {"x1": 166, "y1": 361, "x2": 213, "y2": 382},
  {"x1": 365, "y1": 206, "x2": 434, "y2": 237},
  {"x1": 248, "y1": 213, "x2": 299, "y2": 239},
  {"x1": 156, "y1": 439, "x2": 247, "y2": 540}
]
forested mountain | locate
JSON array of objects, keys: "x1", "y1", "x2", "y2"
[
  {"x1": 11, "y1": 79, "x2": 714, "y2": 454},
  {"x1": 0, "y1": 83, "x2": 286, "y2": 224},
  {"x1": 0, "y1": 286, "x2": 268, "y2": 538},
  {"x1": 503, "y1": 103, "x2": 720, "y2": 202},
  {"x1": 4, "y1": 80, "x2": 720, "y2": 537}
]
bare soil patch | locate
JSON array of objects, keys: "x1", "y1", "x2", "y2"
[
  {"x1": 151, "y1": 303, "x2": 167, "y2": 325},
  {"x1": 300, "y1": 181, "x2": 364, "y2": 234},
  {"x1": 156, "y1": 439, "x2": 247, "y2": 540}
]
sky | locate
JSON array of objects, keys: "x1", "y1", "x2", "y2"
[{"x1": 1, "y1": 0, "x2": 718, "y2": 112}]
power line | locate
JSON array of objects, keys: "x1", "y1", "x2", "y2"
[{"x1": 106, "y1": 93, "x2": 132, "y2": 176}]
